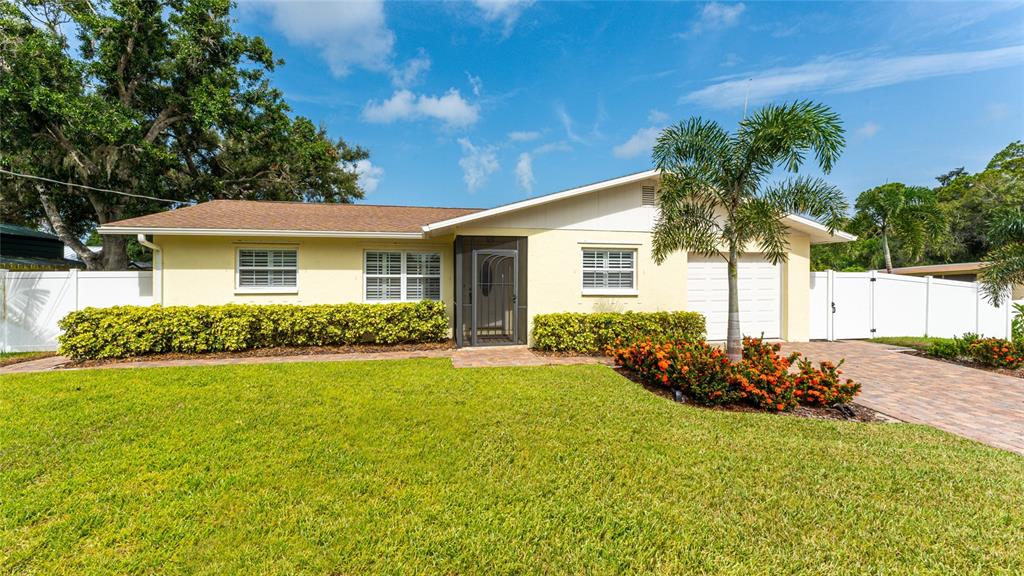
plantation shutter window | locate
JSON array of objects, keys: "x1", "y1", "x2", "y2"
[
  {"x1": 237, "y1": 249, "x2": 297, "y2": 289},
  {"x1": 364, "y1": 251, "x2": 442, "y2": 301},
  {"x1": 582, "y1": 249, "x2": 636, "y2": 294}
]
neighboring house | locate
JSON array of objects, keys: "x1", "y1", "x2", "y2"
[
  {"x1": 890, "y1": 262, "x2": 1024, "y2": 300},
  {"x1": 97, "y1": 170, "x2": 853, "y2": 345},
  {"x1": 0, "y1": 224, "x2": 85, "y2": 270}
]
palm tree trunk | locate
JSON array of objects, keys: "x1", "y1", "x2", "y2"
[
  {"x1": 726, "y1": 246, "x2": 742, "y2": 362},
  {"x1": 882, "y1": 229, "x2": 894, "y2": 273}
]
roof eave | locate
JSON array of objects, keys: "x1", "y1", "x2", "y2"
[{"x1": 97, "y1": 226, "x2": 424, "y2": 240}]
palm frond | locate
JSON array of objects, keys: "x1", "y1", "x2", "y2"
[
  {"x1": 652, "y1": 195, "x2": 723, "y2": 264},
  {"x1": 652, "y1": 118, "x2": 733, "y2": 178},
  {"x1": 979, "y1": 242, "x2": 1024, "y2": 305},
  {"x1": 734, "y1": 197, "x2": 789, "y2": 264},
  {"x1": 738, "y1": 100, "x2": 846, "y2": 176},
  {"x1": 763, "y1": 175, "x2": 848, "y2": 233},
  {"x1": 989, "y1": 207, "x2": 1024, "y2": 246}
]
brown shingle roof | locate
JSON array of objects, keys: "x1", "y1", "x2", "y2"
[{"x1": 104, "y1": 200, "x2": 481, "y2": 234}]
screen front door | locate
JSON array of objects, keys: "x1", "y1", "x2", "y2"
[{"x1": 472, "y1": 250, "x2": 518, "y2": 345}]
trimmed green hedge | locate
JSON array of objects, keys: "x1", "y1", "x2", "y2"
[
  {"x1": 531, "y1": 311, "x2": 706, "y2": 353},
  {"x1": 58, "y1": 301, "x2": 449, "y2": 360}
]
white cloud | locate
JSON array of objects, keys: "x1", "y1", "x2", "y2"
[
  {"x1": 856, "y1": 121, "x2": 880, "y2": 138},
  {"x1": 362, "y1": 89, "x2": 480, "y2": 127},
  {"x1": 555, "y1": 104, "x2": 584, "y2": 143},
  {"x1": 467, "y1": 73, "x2": 483, "y2": 97},
  {"x1": 458, "y1": 138, "x2": 500, "y2": 192},
  {"x1": 256, "y1": 0, "x2": 395, "y2": 76},
  {"x1": 683, "y1": 44, "x2": 1024, "y2": 109},
  {"x1": 390, "y1": 50, "x2": 431, "y2": 88},
  {"x1": 351, "y1": 159, "x2": 384, "y2": 193},
  {"x1": 515, "y1": 152, "x2": 535, "y2": 193},
  {"x1": 508, "y1": 130, "x2": 541, "y2": 142},
  {"x1": 613, "y1": 127, "x2": 662, "y2": 159},
  {"x1": 472, "y1": 0, "x2": 535, "y2": 35},
  {"x1": 647, "y1": 109, "x2": 670, "y2": 124},
  {"x1": 686, "y1": 2, "x2": 746, "y2": 35}
]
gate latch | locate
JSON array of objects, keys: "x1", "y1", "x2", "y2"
[{"x1": 831, "y1": 302, "x2": 836, "y2": 314}]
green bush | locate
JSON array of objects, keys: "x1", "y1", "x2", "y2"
[
  {"x1": 1012, "y1": 303, "x2": 1024, "y2": 343},
  {"x1": 58, "y1": 301, "x2": 449, "y2": 360},
  {"x1": 925, "y1": 339, "x2": 963, "y2": 359},
  {"x1": 531, "y1": 311, "x2": 706, "y2": 353}
]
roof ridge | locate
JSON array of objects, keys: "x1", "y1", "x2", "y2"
[{"x1": 203, "y1": 199, "x2": 482, "y2": 211}]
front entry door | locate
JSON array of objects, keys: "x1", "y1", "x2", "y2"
[{"x1": 472, "y1": 250, "x2": 518, "y2": 345}]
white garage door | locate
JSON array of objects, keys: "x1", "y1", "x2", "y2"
[{"x1": 687, "y1": 255, "x2": 781, "y2": 341}]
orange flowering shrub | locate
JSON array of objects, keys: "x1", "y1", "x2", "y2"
[
  {"x1": 966, "y1": 337, "x2": 1023, "y2": 369},
  {"x1": 729, "y1": 337, "x2": 800, "y2": 411},
  {"x1": 612, "y1": 339, "x2": 735, "y2": 405},
  {"x1": 614, "y1": 336, "x2": 862, "y2": 412},
  {"x1": 793, "y1": 357, "x2": 860, "y2": 406}
]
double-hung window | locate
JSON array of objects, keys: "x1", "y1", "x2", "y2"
[
  {"x1": 237, "y1": 249, "x2": 297, "y2": 291},
  {"x1": 582, "y1": 249, "x2": 636, "y2": 294},
  {"x1": 365, "y1": 251, "x2": 441, "y2": 301}
]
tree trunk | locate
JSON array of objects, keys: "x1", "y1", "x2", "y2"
[
  {"x1": 726, "y1": 245, "x2": 742, "y2": 362},
  {"x1": 38, "y1": 188, "x2": 103, "y2": 270},
  {"x1": 87, "y1": 191, "x2": 131, "y2": 271},
  {"x1": 101, "y1": 234, "x2": 129, "y2": 270},
  {"x1": 882, "y1": 229, "x2": 894, "y2": 273}
]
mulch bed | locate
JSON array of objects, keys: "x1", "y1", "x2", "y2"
[
  {"x1": 613, "y1": 366, "x2": 892, "y2": 423},
  {"x1": 897, "y1": 350, "x2": 1024, "y2": 379},
  {"x1": 0, "y1": 352, "x2": 56, "y2": 368},
  {"x1": 64, "y1": 341, "x2": 455, "y2": 368}
]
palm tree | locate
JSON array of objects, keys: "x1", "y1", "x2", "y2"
[
  {"x1": 852, "y1": 183, "x2": 946, "y2": 273},
  {"x1": 652, "y1": 101, "x2": 848, "y2": 361},
  {"x1": 979, "y1": 207, "x2": 1024, "y2": 305}
]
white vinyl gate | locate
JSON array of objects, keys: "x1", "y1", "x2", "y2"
[
  {"x1": 810, "y1": 270, "x2": 1017, "y2": 340},
  {"x1": 688, "y1": 255, "x2": 781, "y2": 340},
  {"x1": 0, "y1": 269, "x2": 153, "y2": 352}
]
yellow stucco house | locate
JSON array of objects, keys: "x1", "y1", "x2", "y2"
[{"x1": 98, "y1": 170, "x2": 852, "y2": 346}]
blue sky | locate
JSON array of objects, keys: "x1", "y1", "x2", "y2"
[{"x1": 237, "y1": 1, "x2": 1024, "y2": 209}]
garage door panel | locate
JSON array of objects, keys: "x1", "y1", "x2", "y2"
[{"x1": 687, "y1": 255, "x2": 781, "y2": 341}]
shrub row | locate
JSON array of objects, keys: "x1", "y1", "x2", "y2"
[
  {"x1": 613, "y1": 337, "x2": 860, "y2": 411},
  {"x1": 531, "y1": 311, "x2": 706, "y2": 353},
  {"x1": 58, "y1": 301, "x2": 449, "y2": 360},
  {"x1": 927, "y1": 332, "x2": 1023, "y2": 369}
]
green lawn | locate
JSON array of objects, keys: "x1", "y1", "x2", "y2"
[
  {"x1": 2, "y1": 360, "x2": 1022, "y2": 574},
  {"x1": 870, "y1": 336, "x2": 955, "y2": 351}
]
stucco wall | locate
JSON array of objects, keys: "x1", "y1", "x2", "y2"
[
  {"x1": 154, "y1": 234, "x2": 455, "y2": 310},
  {"x1": 781, "y1": 232, "x2": 811, "y2": 342}
]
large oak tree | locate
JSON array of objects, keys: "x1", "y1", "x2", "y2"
[{"x1": 1, "y1": 0, "x2": 368, "y2": 269}]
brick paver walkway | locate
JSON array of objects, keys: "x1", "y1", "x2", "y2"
[
  {"x1": 451, "y1": 345, "x2": 611, "y2": 368},
  {"x1": 781, "y1": 340, "x2": 1024, "y2": 455}
]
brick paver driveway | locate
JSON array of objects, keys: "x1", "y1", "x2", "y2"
[{"x1": 780, "y1": 340, "x2": 1024, "y2": 455}]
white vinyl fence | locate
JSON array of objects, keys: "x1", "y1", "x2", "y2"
[
  {"x1": 0, "y1": 269, "x2": 153, "y2": 352},
  {"x1": 810, "y1": 270, "x2": 1019, "y2": 341}
]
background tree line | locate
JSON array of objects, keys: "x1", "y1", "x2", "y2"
[
  {"x1": 812, "y1": 141, "x2": 1024, "y2": 273},
  {"x1": 1, "y1": 0, "x2": 368, "y2": 270}
]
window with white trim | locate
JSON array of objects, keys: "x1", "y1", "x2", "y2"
[
  {"x1": 582, "y1": 249, "x2": 635, "y2": 293},
  {"x1": 365, "y1": 251, "x2": 441, "y2": 301},
  {"x1": 237, "y1": 249, "x2": 297, "y2": 290}
]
